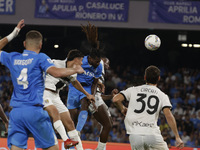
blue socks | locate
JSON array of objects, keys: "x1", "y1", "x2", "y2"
[{"x1": 76, "y1": 110, "x2": 88, "y2": 132}]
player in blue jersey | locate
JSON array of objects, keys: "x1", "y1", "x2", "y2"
[
  {"x1": 88, "y1": 57, "x2": 119, "y2": 150},
  {"x1": 67, "y1": 47, "x2": 103, "y2": 133},
  {"x1": 0, "y1": 20, "x2": 84, "y2": 150}
]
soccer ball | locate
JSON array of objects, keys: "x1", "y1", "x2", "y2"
[{"x1": 144, "y1": 34, "x2": 161, "y2": 51}]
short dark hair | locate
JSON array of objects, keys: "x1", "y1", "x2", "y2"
[
  {"x1": 67, "y1": 49, "x2": 84, "y2": 61},
  {"x1": 26, "y1": 30, "x2": 43, "y2": 41},
  {"x1": 145, "y1": 65, "x2": 160, "y2": 84},
  {"x1": 89, "y1": 47, "x2": 101, "y2": 59},
  {"x1": 25, "y1": 30, "x2": 43, "y2": 46}
]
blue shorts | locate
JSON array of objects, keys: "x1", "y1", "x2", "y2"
[
  {"x1": 67, "y1": 84, "x2": 91, "y2": 109},
  {"x1": 7, "y1": 106, "x2": 57, "y2": 149}
]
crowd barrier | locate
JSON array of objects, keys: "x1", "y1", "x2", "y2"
[{"x1": 0, "y1": 138, "x2": 199, "y2": 150}]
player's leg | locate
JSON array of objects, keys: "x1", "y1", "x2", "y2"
[
  {"x1": 8, "y1": 108, "x2": 29, "y2": 150},
  {"x1": 69, "y1": 108, "x2": 79, "y2": 126},
  {"x1": 144, "y1": 135, "x2": 169, "y2": 150},
  {"x1": 129, "y1": 134, "x2": 144, "y2": 150},
  {"x1": 93, "y1": 104, "x2": 112, "y2": 150},
  {"x1": 76, "y1": 97, "x2": 89, "y2": 132},
  {"x1": 8, "y1": 106, "x2": 58, "y2": 150},
  {"x1": 43, "y1": 145, "x2": 59, "y2": 150},
  {"x1": 42, "y1": 145, "x2": 59, "y2": 150},
  {"x1": 43, "y1": 90, "x2": 79, "y2": 149},
  {"x1": 67, "y1": 85, "x2": 82, "y2": 127},
  {"x1": 60, "y1": 111, "x2": 83, "y2": 150},
  {"x1": 54, "y1": 95, "x2": 83, "y2": 150},
  {"x1": 10, "y1": 145, "x2": 24, "y2": 150},
  {"x1": 44, "y1": 105, "x2": 69, "y2": 141},
  {"x1": 76, "y1": 86, "x2": 91, "y2": 133}
]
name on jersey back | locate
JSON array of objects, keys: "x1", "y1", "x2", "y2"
[
  {"x1": 141, "y1": 87, "x2": 158, "y2": 94},
  {"x1": 14, "y1": 58, "x2": 34, "y2": 65}
]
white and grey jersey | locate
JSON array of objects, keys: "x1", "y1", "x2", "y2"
[
  {"x1": 120, "y1": 84, "x2": 172, "y2": 135},
  {"x1": 96, "y1": 60, "x2": 105, "y2": 93},
  {"x1": 44, "y1": 59, "x2": 77, "y2": 91}
]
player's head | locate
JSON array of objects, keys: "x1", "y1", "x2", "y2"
[
  {"x1": 101, "y1": 57, "x2": 110, "y2": 70},
  {"x1": 144, "y1": 65, "x2": 160, "y2": 85},
  {"x1": 88, "y1": 48, "x2": 101, "y2": 68},
  {"x1": 67, "y1": 49, "x2": 84, "y2": 66},
  {"x1": 24, "y1": 30, "x2": 43, "y2": 52}
]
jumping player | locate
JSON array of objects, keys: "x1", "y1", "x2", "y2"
[
  {"x1": 67, "y1": 47, "x2": 102, "y2": 133},
  {"x1": 43, "y1": 49, "x2": 95, "y2": 150},
  {"x1": 89, "y1": 56, "x2": 118, "y2": 150}
]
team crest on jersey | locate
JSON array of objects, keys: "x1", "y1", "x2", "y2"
[{"x1": 45, "y1": 99, "x2": 49, "y2": 104}]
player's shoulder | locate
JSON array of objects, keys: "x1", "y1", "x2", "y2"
[
  {"x1": 124, "y1": 85, "x2": 136, "y2": 91},
  {"x1": 100, "y1": 59, "x2": 104, "y2": 65},
  {"x1": 37, "y1": 52, "x2": 54, "y2": 63},
  {"x1": 1, "y1": 51, "x2": 20, "y2": 55},
  {"x1": 38, "y1": 52, "x2": 49, "y2": 57},
  {"x1": 153, "y1": 86, "x2": 169, "y2": 99},
  {"x1": 37, "y1": 52, "x2": 52, "y2": 60},
  {"x1": 82, "y1": 56, "x2": 88, "y2": 62},
  {"x1": 53, "y1": 59, "x2": 66, "y2": 68},
  {"x1": 97, "y1": 61, "x2": 103, "y2": 69}
]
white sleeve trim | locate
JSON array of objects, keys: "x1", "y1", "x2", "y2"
[{"x1": 46, "y1": 65, "x2": 54, "y2": 73}]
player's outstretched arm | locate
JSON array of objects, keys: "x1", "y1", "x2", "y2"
[
  {"x1": 163, "y1": 108, "x2": 184, "y2": 149},
  {"x1": 47, "y1": 65, "x2": 84, "y2": 78},
  {"x1": 0, "y1": 104, "x2": 8, "y2": 133},
  {"x1": 0, "y1": 19, "x2": 25, "y2": 51},
  {"x1": 71, "y1": 80, "x2": 97, "y2": 111},
  {"x1": 71, "y1": 80, "x2": 95, "y2": 101},
  {"x1": 101, "y1": 89, "x2": 119, "y2": 101},
  {"x1": 113, "y1": 93, "x2": 127, "y2": 116}
]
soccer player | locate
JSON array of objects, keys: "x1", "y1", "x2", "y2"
[
  {"x1": 113, "y1": 65, "x2": 184, "y2": 150},
  {"x1": 0, "y1": 104, "x2": 8, "y2": 134},
  {"x1": 89, "y1": 57, "x2": 118, "y2": 150},
  {"x1": 0, "y1": 20, "x2": 84, "y2": 150},
  {"x1": 67, "y1": 47, "x2": 102, "y2": 133},
  {"x1": 43, "y1": 49, "x2": 95, "y2": 150}
]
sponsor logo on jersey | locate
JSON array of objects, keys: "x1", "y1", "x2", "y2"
[{"x1": 132, "y1": 121, "x2": 154, "y2": 128}]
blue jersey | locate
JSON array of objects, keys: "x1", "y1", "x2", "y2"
[
  {"x1": 75, "y1": 56, "x2": 103, "y2": 85},
  {"x1": 0, "y1": 50, "x2": 54, "y2": 108}
]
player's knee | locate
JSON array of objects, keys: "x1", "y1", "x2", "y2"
[{"x1": 80, "y1": 98, "x2": 89, "y2": 110}]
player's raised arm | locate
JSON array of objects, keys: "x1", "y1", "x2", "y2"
[{"x1": 0, "y1": 19, "x2": 25, "y2": 51}]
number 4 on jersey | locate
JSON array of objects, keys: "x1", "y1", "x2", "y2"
[{"x1": 17, "y1": 68, "x2": 29, "y2": 89}]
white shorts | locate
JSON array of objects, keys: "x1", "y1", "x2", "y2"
[
  {"x1": 43, "y1": 90, "x2": 68, "y2": 113},
  {"x1": 129, "y1": 134, "x2": 168, "y2": 150},
  {"x1": 89, "y1": 92, "x2": 111, "y2": 116}
]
